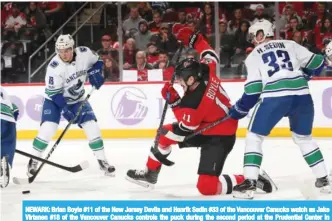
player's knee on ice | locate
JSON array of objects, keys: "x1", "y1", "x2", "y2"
[{"x1": 196, "y1": 175, "x2": 221, "y2": 195}]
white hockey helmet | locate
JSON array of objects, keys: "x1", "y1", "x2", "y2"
[
  {"x1": 249, "y1": 19, "x2": 274, "y2": 44},
  {"x1": 325, "y1": 40, "x2": 332, "y2": 64},
  {"x1": 55, "y1": 34, "x2": 75, "y2": 53}
]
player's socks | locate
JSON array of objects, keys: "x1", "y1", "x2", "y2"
[
  {"x1": 243, "y1": 132, "x2": 264, "y2": 180},
  {"x1": 293, "y1": 133, "x2": 329, "y2": 184},
  {"x1": 27, "y1": 136, "x2": 49, "y2": 177},
  {"x1": 89, "y1": 138, "x2": 115, "y2": 176}
]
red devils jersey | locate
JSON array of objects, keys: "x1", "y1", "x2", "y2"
[{"x1": 172, "y1": 35, "x2": 238, "y2": 136}]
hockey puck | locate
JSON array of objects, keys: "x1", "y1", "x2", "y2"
[{"x1": 22, "y1": 190, "x2": 30, "y2": 194}]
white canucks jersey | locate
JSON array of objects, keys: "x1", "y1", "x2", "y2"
[
  {"x1": 244, "y1": 40, "x2": 324, "y2": 98},
  {"x1": 44, "y1": 46, "x2": 99, "y2": 104},
  {"x1": 0, "y1": 87, "x2": 16, "y2": 123}
]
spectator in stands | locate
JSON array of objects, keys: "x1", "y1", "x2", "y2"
[
  {"x1": 150, "y1": 23, "x2": 178, "y2": 56},
  {"x1": 316, "y1": 17, "x2": 332, "y2": 50},
  {"x1": 280, "y1": 4, "x2": 302, "y2": 32},
  {"x1": 123, "y1": 38, "x2": 138, "y2": 70},
  {"x1": 38, "y1": 2, "x2": 65, "y2": 32},
  {"x1": 172, "y1": 9, "x2": 188, "y2": 35},
  {"x1": 251, "y1": 4, "x2": 271, "y2": 25},
  {"x1": 4, "y1": 3, "x2": 27, "y2": 37},
  {"x1": 130, "y1": 51, "x2": 153, "y2": 81},
  {"x1": 199, "y1": 3, "x2": 215, "y2": 38},
  {"x1": 292, "y1": 31, "x2": 303, "y2": 45},
  {"x1": 123, "y1": 6, "x2": 143, "y2": 36},
  {"x1": 150, "y1": 2, "x2": 170, "y2": 13},
  {"x1": 227, "y1": 8, "x2": 243, "y2": 35},
  {"x1": 149, "y1": 10, "x2": 162, "y2": 33},
  {"x1": 24, "y1": 3, "x2": 47, "y2": 29},
  {"x1": 1, "y1": 2, "x2": 13, "y2": 28},
  {"x1": 286, "y1": 16, "x2": 302, "y2": 40},
  {"x1": 210, "y1": 19, "x2": 234, "y2": 54},
  {"x1": 137, "y1": 2, "x2": 153, "y2": 22},
  {"x1": 103, "y1": 55, "x2": 119, "y2": 82},
  {"x1": 153, "y1": 50, "x2": 174, "y2": 80},
  {"x1": 234, "y1": 20, "x2": 253, "y2": 54},
  {"x1": 134, "y1": 20, "x2": 153, "y2": 50},
  {"x1": 291, "y1": 31, "x2": 320, "y2": 54},
  {"x1": 308, "y1": 3, "x2": 332, "y2": 30},
  {"x1": 97, "y1": 34, "x2": 119, "y2": 61},
  {"x1": 236, "y1": 47, "x2": 253, "y2": 78},
  {"x1": 146, "y1": 42, "x2": 159, "y2": 65}
]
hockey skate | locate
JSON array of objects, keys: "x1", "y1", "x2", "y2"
[
  {"x1": 126, "y1": 167, "x2": 161, "y2": 189},
  {"x1": 315, "y1": 176, "x2": 332, "y2": 194},
  {"x1": 98, "y1": 159, "x2": 115, "y2": 176},
  {"x1": 0, "y1": 156, "x2": 10, "y2": 188},
  {"x1": 27, "y1": 158, "x2": 38, "y2": 177},
  {"x1": 233, "y1": 179, "x2": 257, "y2": 199},
  {"x1": 257, "y1": 170, "x2": 278, "y2": 193}
]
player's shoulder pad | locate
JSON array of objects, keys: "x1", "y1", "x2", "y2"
[
  {"x1": 49, "y1": 58, "x2": 59, "y2": 69},
  {"x1": 77, "y1": 46, "x2": 89, "y2": 53}
]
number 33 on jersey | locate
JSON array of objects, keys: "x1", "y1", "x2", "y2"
[{"x1": 245, "y1": 40, "x2": 324, "y2": 98}]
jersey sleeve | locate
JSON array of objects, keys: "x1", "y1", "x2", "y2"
[
  {"x1": 45, "y1": 61, "x2": 64, "y2": 99},
  {"x1": 235, "y1": 53, "x2": 262, "y2": 111},
  {"x1": 293, "y1": 42, "x2": 324, "y2": 75},
  {"x1": 244, "y1": 53, "x2": 263, "y2": 96}
]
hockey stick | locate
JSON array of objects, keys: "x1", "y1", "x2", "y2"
[
  {"x1": 15, "y1": 149, "x2": 89, "y2": 173},
  {"x1": 155, "y1": 115, "x2": 231, "y2": 166},
  {"x1": 13, "y1": 87, "x2": 95, "y2": 185},
  {"x1": 151, "y1": 43, "x2": 185, "y2": 166}
]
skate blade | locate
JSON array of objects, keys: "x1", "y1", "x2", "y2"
[
  {"x1": 104, "y1": 171, "x2": 115, "y2": 177},
  {"x1": 319, "y1": 185, "x2": 332, "y2": 194},
  {"x1": 261, "y1": 169, "x2": 278, "y2": 191},
  {"x1": 233, "y1": 190, "x2": 255, "y2": 200},
  {"x1": 125, "y1": 176, "x2": 155, "y2": 189}
]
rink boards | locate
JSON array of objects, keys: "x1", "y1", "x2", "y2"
[{"x1": 3, "y1": 79, "x2": 332, "y2": 139}]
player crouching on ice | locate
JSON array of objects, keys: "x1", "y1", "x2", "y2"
[
  {"x1": 126, "y1": 32, "x2": 274, "y2": 196},
  {"x1": 27, "y1": 34, "x2": 115, "y2": 177},
  {"x1": 229, "y1": 21, "x2": 332, "y2": 199},
  {"x1": 1, "y1": 87, "x2": 19, "y2": 188}
]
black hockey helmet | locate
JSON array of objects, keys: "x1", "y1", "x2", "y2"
[{"x1": 175, "y1": 58, "x2": 202, "y2": 81}]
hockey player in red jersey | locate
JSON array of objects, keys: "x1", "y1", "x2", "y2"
[{"x1": 126, "y1": 32, "x2": 274, "y2": 196}]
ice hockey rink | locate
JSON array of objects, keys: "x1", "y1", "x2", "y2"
[{"x1": 1, "y1": 138, "x2": 332, "y2": 220}]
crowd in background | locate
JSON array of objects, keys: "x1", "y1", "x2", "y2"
[{"x1": 1, "y1": 2, "x2": 332, "y2": 83}]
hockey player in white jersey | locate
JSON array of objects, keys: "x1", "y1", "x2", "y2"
[
  {"x1": 229, "y1": 21, "x2": 331, "y2": 199},
  {"x1": 27, "y1": 34, "x2": 115, "y2": 177},
  {"x1": 1, "y1": 87, "x2": 19, "y2": 188}
]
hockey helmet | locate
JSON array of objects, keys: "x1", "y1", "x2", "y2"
[
  {"x1": 55, "y1": 34, "x2": 75, "y2": 53},
  {"x1": 175, "y1": 58, "x2": 202, "y2": 81},
  {"x1": 325, "y1": 41, "x2": 332, "y2": 62},
  {"x1": 249, "y1": 19, "x2": 274, "y2": 44}
]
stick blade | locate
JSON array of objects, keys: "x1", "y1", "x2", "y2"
[{"x1": 78, "y1": 161, "x2": 89, "y2": 171}]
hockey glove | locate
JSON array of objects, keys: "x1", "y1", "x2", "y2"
[
  {"x1": 161, "y1": 82, "x2": 181, "y2": 108},
  {"x1": 229, "y1": 101, "x2": 249, "y2": 120},
  {"x1": 88, "y1": 60, "x2": 105, "y2": 90},
  {"x1": 62, "y1": 106, "x2": 76, "y2": 123},
  {"x1": 12, "y1": 103, "x2": 19, "y2": 121}
]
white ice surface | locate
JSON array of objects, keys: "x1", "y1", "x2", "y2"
[{"x1": 1, "y1": 138, "x2": 332, "y2": 220}]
